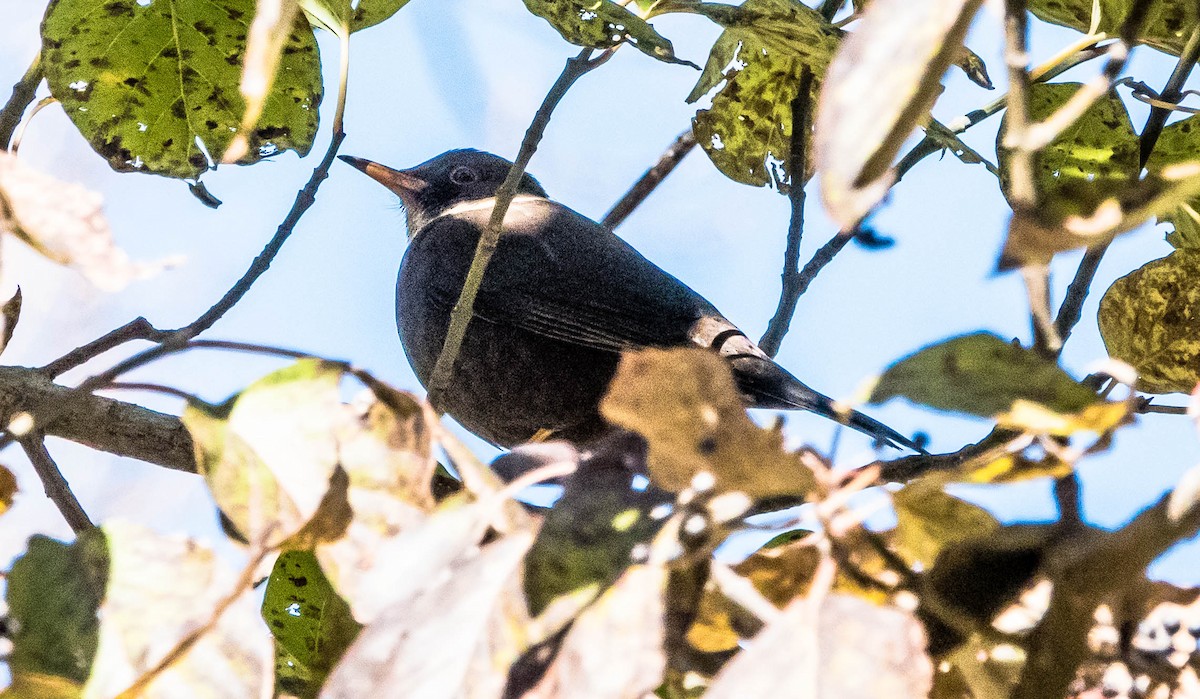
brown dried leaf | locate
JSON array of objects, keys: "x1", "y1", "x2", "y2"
[{"x1": 600, "y1": 348, "x2": 815, "y2": 498}]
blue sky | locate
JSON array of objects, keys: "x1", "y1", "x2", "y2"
[{"x1": 0, "y1": 1, "x2": 1196, "y2": 582}]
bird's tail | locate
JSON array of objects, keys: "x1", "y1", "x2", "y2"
[{"x1": 734, "y1": 357, "x2": 926, "y2": 454}]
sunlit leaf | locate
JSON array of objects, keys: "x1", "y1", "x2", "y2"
[
  {"x1": 817, "y1": 0, "x2": 984, "y2": 226},
  {"x1": 262, "y1": 550, "x2": 360, "y2": 691},
  {"x1": 870, "y1": 332, "x2": 1099, "y2": 416},
  {"x1": 600, "y1": 348, "x2": 817, "y2": 497},
  {"x1": 1099, "y1": 249, "x2": 1200, "y2": 394},
  {"x1": 321, "y1": 532, "x2": 534, "y2": 698},
  {"x1": 84, "y1": 521, "x2": 273, "y2": 697},
  {"x1": 1029, "y1": 0, "x2": 1200, "y2": 57},
  {"x1": 526, "y1": 562, "x2": 668, "y2": 696},
  {"x1": 40, "y1": 0, "x2": 321, "y2": 180},
  {"x1": 0, "y1": 153, "x2": 178, "y2": 290},
  {"x1": 688, "y1": 0, "x2": 839, "y2": 189},
  {"x1": 706, "y1": 593, "x2": 932, "y2": 698},
  {"x1": 522, "y1": 0, "x2": 694, "y2": 65},
  {"x1": 183, "y1": 359, "x2": 346, "y2": 546},
  {"x1": 996, "y1": 398, "x2": 1131, "y2": 435}
]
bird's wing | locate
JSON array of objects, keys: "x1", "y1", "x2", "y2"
[{"x1": 418, "y1": 203, "x2": 711, "y2": 354}]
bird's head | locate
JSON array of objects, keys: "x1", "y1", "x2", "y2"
[{"x1": 339, "y1": 149, "x2": 548, "y2": 235}]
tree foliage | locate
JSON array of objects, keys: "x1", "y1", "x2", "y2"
[{"x1": 1, "y1": 0, "x2": 1200, "y2": 698}]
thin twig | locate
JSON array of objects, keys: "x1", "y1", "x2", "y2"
[
  {"x1": 0, "y1": 54, "x2": 42, "y2": 149},
  {"x1": 1000, "y1": 0, "x2": 1037, "y2": 210},
  {"x1": 1137, "y1": 401, "x2": 1188, "y2": 415},
  {"x1": 426, "y1": 48, "x2": 613, "y2": 405},
  {"x1": 792, "y1": 230, "x2": 853, "y2": 301},
  {"x1": 760, "y1": 68, "x2": 814, "y2": 358},
  {"x1": 39, "y1": 317, "x2": 165, "y2": 378},
  {"x1": 105, "y1": 382, "x2": 200, "y2": 403},
  {"x1": 1138, "y1": 24, "x2": 1200, "y2": 168},
  {"x1": 20, "y1": 433, "x2": 93, "y2": 533},
  {"x1": 1053, "y1": 243, "x2": 1108, "y2": 350},
  {"x1": 1023, "y1": 264, "x2": 1061, "y2": 357},
  {"x1": 817, "y1": 0, "x2": 844, "y2": 22},
  {"x1": 601, "y1": 129, "x2": 696, "y2": 229},
  {"x1": 114, "y1": 541, "x2": 276, "y2": 699},
  {"x1": 165, "y1": 129, "x2": 346, "y2": 340}
]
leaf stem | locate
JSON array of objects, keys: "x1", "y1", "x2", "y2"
[{"x1": 0, "y1": 53, "x2": 42, "y2": 150}]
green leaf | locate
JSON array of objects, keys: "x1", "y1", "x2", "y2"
[
  {"x1": 688, "y1": 0, "x2": 840, "y2": 188},
  {"x1": 5, "y1": 533, "x2": 106, "y2": 685},
  {"x1": 997, "y1": 82, "x2": 1139, "y2": 219},
  {"x1": 1029, "y1": 0, "x2": 1200, "y2": 58},
  {"x1": 40, "y1": 0, "x2": 322, "y2": 180},
  {"x1": 1099, "y1": 249, "x2": 1200, "y2": 394},
  {"x1": 350, "y1": 0, "x2": 414, "y2": 32},
  {"x1": 524, "y1": 435, "x2": 669, "y2": 614},
  {"x1": 1146, "y1": 115, "x2": 1200, "y2": 250},
  {"x1": 262, "y1": 550, "x2": 361, "y2": 690},
  {"x1": 522, "y1": 0, "x2": 694, "y2": 65},
  {"x1": 893, "y1": 480, "x2": 998, "y2": 569},
  {"x1": 870, "y1": 332, "x2": 1099, "y2": 416}
]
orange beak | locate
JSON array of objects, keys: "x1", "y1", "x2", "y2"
[{"x1": 339, "y1": 155, "x2": 427, "y2": 206}]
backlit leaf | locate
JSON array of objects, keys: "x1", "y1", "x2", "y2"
[
  {"x1": 870, "y1": 332, "x2": 1099, "y2": 416},
  {"x1": 1099, "y1": 249, "x2": 1200, "y2": 394}
]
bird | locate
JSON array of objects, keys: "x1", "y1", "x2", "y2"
[{"x1": 339, "y1": 149, "x2": 921, "y2": 452}]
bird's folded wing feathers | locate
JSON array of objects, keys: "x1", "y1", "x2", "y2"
[{"x1": 423, "y1": 211, "x2": 709, "y2": 354}]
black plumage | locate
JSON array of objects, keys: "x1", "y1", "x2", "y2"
[{"x1": 340, "y1": 149, "x2": 920, "y2": 451}]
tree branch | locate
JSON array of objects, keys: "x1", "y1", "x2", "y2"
[
  {"x1": 426, "y1": 48, "x2": 613, "y2": 405},
  {"x1": 760, "y1": 68, "x2": 814, "y2": 358},
  {"x1": 601, "y1": 128, "x2": 696, "y2": 230},
  {"x1": 20, "y1": 431, "x2": 94, "y2": 532},
  {"x1": 0, "y1": 366, "x2": 195, "y2": 472},
  {"x1": 0, "y1": 53, "x2": 41, "y2": 150}
]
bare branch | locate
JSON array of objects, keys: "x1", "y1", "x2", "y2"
[
  {"x1": 0, "y1": 366, "x2": 195, "y2": 472},
  {"x1": 426, "y1": 48, "x2": 613, "y2": 405},
  {"x1": 601, "y1": 128, "x2": 696, "y2": 230},
  {"x1": 760, "y1": 68, "x2": 815, "y2": 358},
  {"x1": 20, "y1": 432, "x2": 94, "y2": 532}
]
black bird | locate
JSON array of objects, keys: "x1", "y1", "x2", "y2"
[{"x1": 340, "y1": 149, "x2": 920, "y2": 451}]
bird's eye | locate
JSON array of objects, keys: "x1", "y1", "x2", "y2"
[{"x1": 449, "y1": 166, "x2": 479, "y2": 185}]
